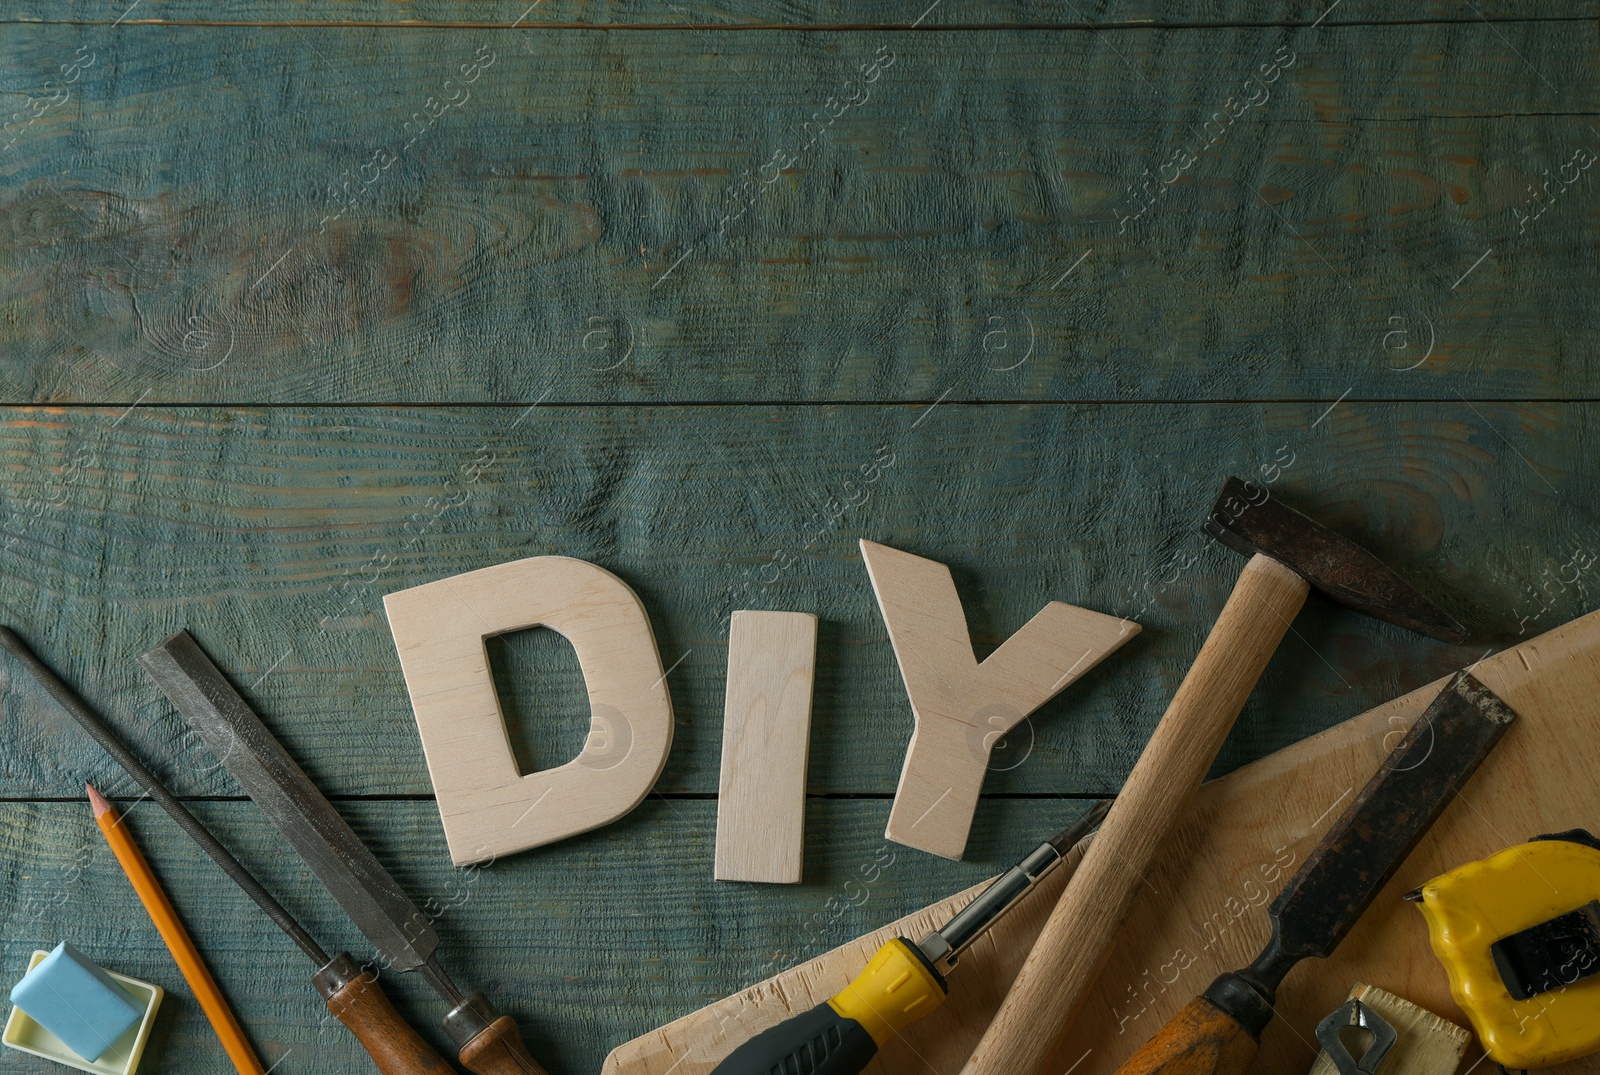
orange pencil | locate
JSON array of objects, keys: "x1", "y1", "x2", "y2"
[{"x1": 88, "y1": 784, "x2": 266, "y2": 1075}]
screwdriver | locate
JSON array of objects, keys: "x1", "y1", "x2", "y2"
[{"x1": 711, "y1": 799, "x2": 1112, "y2": 1075}]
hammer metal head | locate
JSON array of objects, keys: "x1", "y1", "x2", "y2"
[{"x1": 1204, "y1": 476, "x2": 1468, "y2": 643}]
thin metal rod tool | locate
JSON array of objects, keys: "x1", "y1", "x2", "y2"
[
  {"x1": 0, "y1": 626, "x2": 328, "y2": 965},
  {"x1": 918, "y1": 799, "x2": 1112, "y2": 972}
]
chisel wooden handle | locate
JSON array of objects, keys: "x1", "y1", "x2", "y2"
[
  {"x1": 1111, "y1": 996, "x2": 1260, "y2": 1075},
  {"x1": 313, "y1": 954, "x2": 456, "y2": 1075},
  {"x1": 958, "y1": 554, "x2": 1310, "y2": 1075}
]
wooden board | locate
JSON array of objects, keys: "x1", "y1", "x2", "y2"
[
  {"x1": 0, "y1": 19, "x2": 1595, "y2": 403},
  {"x1": 9, "y1": 2, "x2": 1594, "y2": 26},
  {"x1": 714, "y1": 610, "x2": 817, "y2": 884},
  {"x1": 5, "y1": 396, "x2": 1594, "y2": 1075},
  {"x1": 603, "y1": 608, "x2": 1600, "y2": 1075},
  {"x1": 6, "y1": 399, "x2": 1574, "y2": 803},
  {"x1": 2, "y1": 4, "x2": 1597, "y2": 1071}
]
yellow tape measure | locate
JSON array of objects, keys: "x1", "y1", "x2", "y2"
[{"x1": 1413, "y1": 830, "x2": 1600, "y2": 1069}]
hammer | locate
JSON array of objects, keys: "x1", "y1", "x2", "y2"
[{"x1": 958, "y1": 476, "x2": 1465, "y2": 1075}]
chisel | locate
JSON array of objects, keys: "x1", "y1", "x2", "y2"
[
  {"x1": 0, "y1": 627, "x2": 455, "y2": 1075},
  {"x1": 139, "y1": 629, "x2": 550, "y2": 1075},
  {"x1": 1115, "y1": 670, "x2": 1518, "y2": 1074},
  {"x1": 711, "y1": 799, "x2": 1112, "y2": 1075}
]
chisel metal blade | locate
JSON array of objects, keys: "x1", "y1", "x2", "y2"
[
  {"x1": 138, "y1": 629, "x2": 436, "y2": 973},
  {"x1": 1250, "y1": 670, "x2": 1517, "y2": 984}
]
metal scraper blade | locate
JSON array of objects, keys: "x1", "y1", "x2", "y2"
[{"x1": 138, "y1": 630, "x2": 436, "y2": 972}]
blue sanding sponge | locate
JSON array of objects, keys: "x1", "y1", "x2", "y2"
[{"x1": 9, "y1": 943, "x2": 143, "y2": 1061}]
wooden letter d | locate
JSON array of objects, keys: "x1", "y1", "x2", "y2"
[{"x1": 385, "y1": 556, "x2": 674, "y2": 866}]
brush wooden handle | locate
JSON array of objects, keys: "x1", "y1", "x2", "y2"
[
  {"x1": 459, "y1": 1016, "x2": 551, "y2": 1075},
  {"x1": 958, "y1": 554, "x2": 1310, "y2": 1075},
  {"x1": 1112, "y1": 997, "x2": 1260, "y2": 1075},
  {"x1": 314, "y1": 954, "x2": 456, "y2": 1075}
]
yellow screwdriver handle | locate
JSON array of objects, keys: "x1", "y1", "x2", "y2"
[{"x1": 711, "y1": 938, "x2": 947, "y2": 1075}]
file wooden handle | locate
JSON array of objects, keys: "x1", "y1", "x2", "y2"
[
  {"x1": 315, "y1": 954, "x2": 456, "y2": 1075},
  {"x1": 460, "y1": 1015, "x2": 551, "y2": 1075}
]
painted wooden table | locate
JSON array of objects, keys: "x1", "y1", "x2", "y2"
[{"x1": 0, "y1": 2, "x2": 1596, "y2": 1072}]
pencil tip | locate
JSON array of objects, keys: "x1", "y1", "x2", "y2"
[{"x1": 86, "y1": 783, "x2": 112, "y2": 817}]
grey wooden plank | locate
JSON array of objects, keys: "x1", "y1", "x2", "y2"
[
  {"x1": 5, "y1": 0, "x2": 1594, "y2": 28},
  {"x1": 0, "y1": 402, "x2": 1586, "y2": 801},
  {"x1": 0, "y1": 22, "x2": 1594, "y2": 402},
  {"x1": 0, "y1": 797, "x2": 1076, "y2": 1074}
]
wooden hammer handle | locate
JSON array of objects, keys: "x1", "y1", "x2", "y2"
[
  {"x1": 315, "y1": 955, "x2": 457, "y2": 1075},
  {"x1": 958, "y1": 554, "x2": 1310, "y2": 1075},
  {"x1": 1112, "y1": 996, "x2": 1261, "y2": 1075}
]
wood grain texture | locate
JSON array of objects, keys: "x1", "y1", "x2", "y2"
[
  {"x1": 0, "y1": 400, "x2": 1570, "y2": 801},
  {"x1": 0, "y1": 5, "x2": 1596, "y2": 1071},
  {"x1": 863, "y1": 538, "x2": 1137, "y2": 859},
  {"x1": 962, "y1": 554, "x2": 1307, "y2": 1075},
  {"x1": 0, "y1": 20, "x2": 1594, "y2": 402},
  {"x1": 714, "y1": 610, "x2": 816, "y2": 884},
  {"x1": 1306, "y1": 983, "x2": 1470, "y2": 1075},
  {"x1": 385, "y1": 555, "x2": 673, "y2": 864},
  {"x1": 6, "y1": 2, "x2": 1596, "y2": 27},
  {"x1": 604, "y1": 608, "x2": 1600, "y2": 1075}
]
